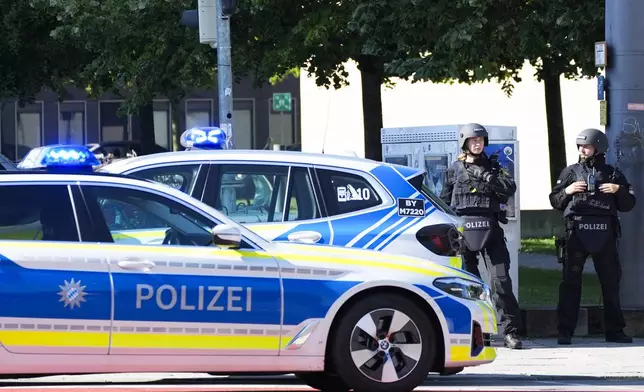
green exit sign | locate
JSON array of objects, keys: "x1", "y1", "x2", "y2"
[{"x1": 272, "y1": 93, "x2": 292, "y2": 112}]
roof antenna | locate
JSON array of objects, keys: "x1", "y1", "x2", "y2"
[{"x1": 321, "y1": 92, "x2": 331, "y2": 154}]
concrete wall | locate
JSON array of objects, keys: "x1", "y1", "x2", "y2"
[{"x1": 299, "y1": 60, "x2": 602, "y2": 211}]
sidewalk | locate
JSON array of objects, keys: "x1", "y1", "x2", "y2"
[
  {"x1": 461, "y1": 337, "x2": 644, "y2": 378},
  {"x1": 519, "y1": 252, "x2": 596, "y2": 274}
]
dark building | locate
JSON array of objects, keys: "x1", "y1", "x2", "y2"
[{"x1": 0, "y1": 75, "x2": 301, "y2": 161}]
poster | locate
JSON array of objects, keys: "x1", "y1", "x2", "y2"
[
  {"x1": 423, "y1": 155, "x2": 448, "y2": 196},
  {"x1": 484, "y1": 143, "x2": 516, "y2": 218}
]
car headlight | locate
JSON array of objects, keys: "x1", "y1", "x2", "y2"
[{"x1": 433, "y1": 277, "x2": 491, "y2": 303}]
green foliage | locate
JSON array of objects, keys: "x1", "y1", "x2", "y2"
[
  {"x1": 233, "y1": 0, "x2": 365, "y2": 89},
  {"x1": 0, "y1": 0, "x2": 85, "y2": 103},
  {"x1": 38, "y1": 0, "x2": 219, "y2": 115},
  {"x1": 354, "y1": 0, "x2": 604, "y2": 94}
]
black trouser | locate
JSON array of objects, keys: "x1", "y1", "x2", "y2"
[
  {"x1": 558, "y1": 231, "x2": 625, "y2": 336},
  {"x1": 462, "y1": 225, "x2": 523, "y2": 336}
]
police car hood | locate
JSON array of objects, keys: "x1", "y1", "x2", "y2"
[{"x1": 262, "y1": 241, "x2": 473, "y2": 281}]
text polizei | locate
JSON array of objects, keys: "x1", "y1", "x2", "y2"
[
  {"x1": 578, "y1": 223, "x2": 608, "y2": 231},
  {"x1": 136, "y1": 284, "x2": 252, "y2": 312},
  {"x1": 465, "y1": 221, "x2": 490, "y2": 229}
]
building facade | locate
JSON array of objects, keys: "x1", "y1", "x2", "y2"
[{"x1": 0, "y1": 75, "x2": 301, "y2": 161}]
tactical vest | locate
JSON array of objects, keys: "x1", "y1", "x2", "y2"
[
  {"x1": 564, "y1": 163, "x2": 617, "y2": 218},
  {"x1": 450, "y1": 161, "x2": 500, "y2": 213}
]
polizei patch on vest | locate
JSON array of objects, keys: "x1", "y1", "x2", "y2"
[
  {"x1": 397, "y1": 198, "x2": 425, "y2": 217},
  {"x1": 464, "y1": 220, "x2": 491, "y2": 230},
  {"x1": 577, "y1": 223, "x2": 608, "y2": 231}
]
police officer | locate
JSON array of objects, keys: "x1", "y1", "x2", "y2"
[
  {"x1": 549, "y1": 128, "x2": 636, "y2": 345},
  {"x1": 440, "y1": 123, "x2": 523, "y2": 349}
]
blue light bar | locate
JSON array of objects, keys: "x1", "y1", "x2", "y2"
[
  {"x1": 17, "y1": 145, "x2": 100, "y2": 171},
  {"x1": 180, "y1": 127, "x2": 227, "y2": 150}
]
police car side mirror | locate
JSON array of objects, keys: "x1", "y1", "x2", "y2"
[{"x1": 211, "y1": 224, "x2": 242, "y2": 249}]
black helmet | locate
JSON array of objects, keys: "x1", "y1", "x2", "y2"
[
  {"x1": 576, "y1": 128, "x2": 608, "y2": 154},
  {"x1": 459, "y1": 123, "x2": 489, "y2": 150}
]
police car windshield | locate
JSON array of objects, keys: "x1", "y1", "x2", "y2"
[{"x1": 409, "y1": 173, "x2": 457, "y2": 216}]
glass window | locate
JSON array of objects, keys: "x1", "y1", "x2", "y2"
[
  {"x1": 129, "y1": 164, "x2": 202, "y2": 195},
  {"x1": 0, "y1": 185, "x2": 79, "y2": 242},
  {"x1": 408, "y1": 173, "x2": 457, "y2": 216},
  {"x1": 82, "y1": 185, "x2": 219, "y2": 247},
  {"x1": 99, "y1": 101, "x2": 129, "y2": 142},
  {"x1": 153, "y1": 101, "x2": 171, "y2": 150},
  {"x1": 59, "y1": 102, "x2": 86, "y2": 145},
  {"x1": 185, "y1": 100, "x2": 213, "y2": 130},
  {"x1": 215, "y1": 165, "x2": 289, "y2": 224},
  {"x1": 315, "y1": 169, "x2": 381, "y2": 216},
  {"x1": 233, "y1": 99, "x2": 254, "y2": 149},
  {"x1": 286, "y1": 167, "x2": 321, "y2": 221},
  {"x1": 16, "y1": 102, "x2": 43, "y2": 160}
]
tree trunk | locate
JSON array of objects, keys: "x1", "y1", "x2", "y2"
[
  {"x1": 357, "y1": 55, "x2": 384, "y2": 161},
  {"x1": 543, "y1": 68, "x2": 568, "y2": 188},
  {"x1": 139, "y1": 102, "x2": 156, "y2": 155}
]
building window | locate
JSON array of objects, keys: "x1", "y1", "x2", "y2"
[
  {"x1": 58, "y1": 101, "x2": 86, "y2": 145},
  {"x1": 99, "y1": 101, "x2": 130, "y2": 142},
  {"x1": 185, "y1": 99, "x2": 213, "y2": 129},
  {"x1": 268, "y1": 97, "x2": 297, "y2": 149},
  {"x1": 153, "y1": 100, "x2": 171, "y2": 150},
  {"x1": 233, "y1": 99, "x2": 254, "y2": 149},
  {"x1": 15, "y1": 102, "x2": 43, "y2": 161}
]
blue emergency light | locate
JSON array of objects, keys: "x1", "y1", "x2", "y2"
[
  {"x1": 17, "y1": 145, "x2": 100, "y2": 172},
  {"x1": 180, "y1": 127, "x2": 227, "y2": 150}
]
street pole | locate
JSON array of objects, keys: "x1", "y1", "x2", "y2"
[
  {"x1": 216, "y1": 0, "x2": 234, "y2": 148},
  {"x1": 605, "y1": 0, "x2": 644, "y2": 308}
]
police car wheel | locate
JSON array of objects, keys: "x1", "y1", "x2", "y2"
[
  {"x1": 294, "y1": 371, "x2": 350, "y2": 391},
  {"x1": 330, "y1": 293, "x2": 436, "y2": 392}
]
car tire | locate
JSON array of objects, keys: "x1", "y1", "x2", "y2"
[
  {"x1": 330, "y1": 292, "x2": 437, "y2": 392},
  {"x1": 294, "y1": 371, "x2": 350, "y2": 391}
]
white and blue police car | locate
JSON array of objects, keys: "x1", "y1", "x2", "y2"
[
  {"x1": 99, "y1": 127, "x2": 465, "y2": 269},
  {"x1": 3, "y1": 145, "x2": 496, "y2": 391}
]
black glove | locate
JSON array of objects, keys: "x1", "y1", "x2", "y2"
[{"x1": 466, "y1": 166, "x2": 493, "y2": 182}]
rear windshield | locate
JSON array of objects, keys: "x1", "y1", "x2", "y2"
[{"x1": 408, "y1": 173, "x2": 457, "y2": 216}]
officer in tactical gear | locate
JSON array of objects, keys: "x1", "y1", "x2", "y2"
[
  {"x1": 549, "y1": 128, "x2": 636, "y2": 345},
  {"x1": 440, "y1": 123, "x2": 524, "y2": 349}
]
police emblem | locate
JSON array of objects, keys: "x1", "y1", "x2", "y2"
[{"x1": 58, "y1": 278, "x2": 87, "y2": 309}]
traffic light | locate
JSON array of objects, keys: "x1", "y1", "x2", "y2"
[
  {"x1": 180, "y1": 0, "x2": 237, "y2": 46},
  {"x1": 181, "y1": 0, "x2": 217, "y2": 45}
]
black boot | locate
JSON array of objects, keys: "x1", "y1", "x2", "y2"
[
  {"x1": 606, "y1": 331, "x2": 633, "y2": 343},
  {"x1": 558, "y1": 332, "x2": 572, "y2": 345},
  {"x1": 504, "y1": 333, "x2": 522, "y2": 349}
]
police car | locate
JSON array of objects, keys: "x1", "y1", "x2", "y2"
[
  {"x1": 0, "y1": 152, "x2": 16, "y2": 171},
  {"x1": 2, "y1": 145, "x2": 496, "y2": 392},
  {"x1": 99, "y1": 127, "x2": 465, "y2": 269}
]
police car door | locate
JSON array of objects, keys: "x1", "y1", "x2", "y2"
[
  {"x1": 77, "y1": 183, "x2": 282, "y2": 356},
  {"x1": 203, "y1": 164, "x2": 328, "y2": 244},
  {"x1": 0, "y1": 183, "x2": 111, "y2": 355}
]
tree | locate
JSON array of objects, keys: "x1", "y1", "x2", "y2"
[
  {"x1": 0, "y1": 0, "x2": 87, "y2": 103},
  {"x1": 232, "y1": 0, "x2": 407, "y2": 160},
  {"x1": 356, "y1": 0, "x2": 603, "y2": 187},
  {"x1": 39, "y1": 0, "x2": 221, "y2": 153}
]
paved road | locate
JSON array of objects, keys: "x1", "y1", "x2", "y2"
[
  {"x1": 1, "y1": 373, "x2": 643, "y2": 392},
  {"x1": 1, "y1": 339, "x2": 642, "y2": 391}
]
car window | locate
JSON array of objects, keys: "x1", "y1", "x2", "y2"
[
  {"x1": 0, "y1": 185, "x2": 80, "y2": 242},
  {"x1": 82, "y1": 185, "x2": 224, "y2": 247},
  {"x1": 285, "y1": 167, "x2": 321, "y2": 221},
  {"x1": 315, "y1": 168, "x2": 381, "y2": 216},
  {"x1": 408, "y1": 173, "x2": 457, "y2": 216},
  {"x1": 129, "y1": 164, "x2": 202, "y2": 195},
  {"x1": 214, "y1": 165, "x2": 289, "y2": 224}
]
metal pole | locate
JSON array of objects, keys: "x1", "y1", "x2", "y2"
[
  {"x1": 216, "y1": 0, "x2": 234, "y2": 148},
  {"x1": 605, "y1": 0, "x2": 644, "y2": 308}
]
